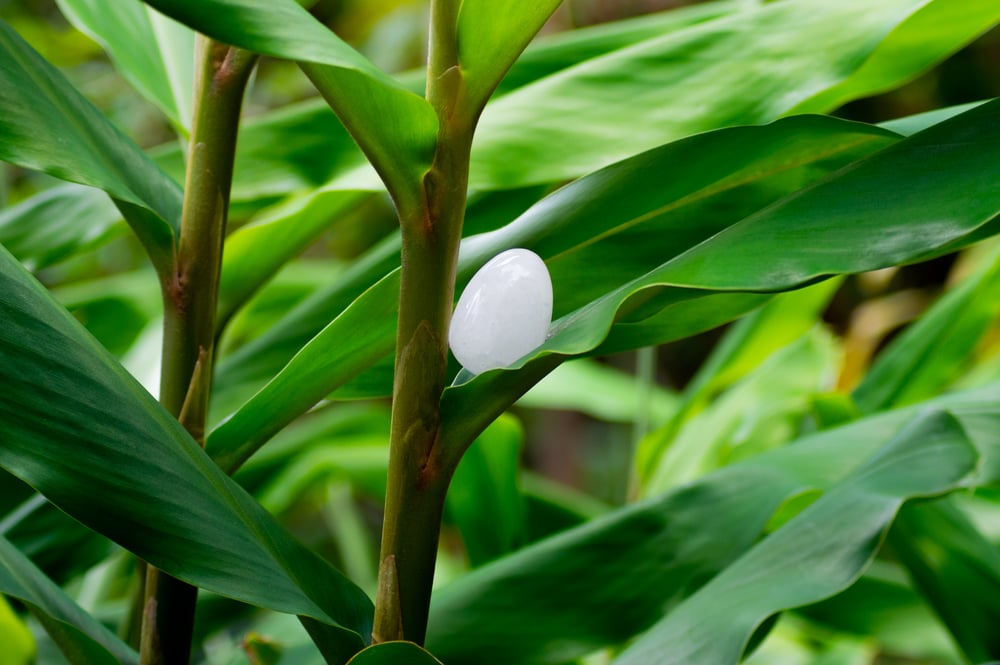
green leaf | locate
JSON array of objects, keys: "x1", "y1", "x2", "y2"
[
  {"x1": 0, "y1": 244, "x2": 373, "y2": 662},
  {"x1": 800, "y1": 561, "x2": 964, "y2": 662},
  {"x1": 457, "y1": 0, "x2": 562, "y2": 110},
  {"x1": 0, "y1": 536, "x2": 137, "y2": 665},
  {"x1": 880, "y1": 99, "x2": 992, "y2": 137},
  {"x1": 529, "y1": 98, "x2": 1000, "y2": 352},
  {"x1": 612, "y1": 411, "x2": 977, "y2": 665},
  {"x1": 445, "y1": 415, "x2": 525, "y2": 567},
  {"x1": 635, "y1": 280, "x2": 841, "y2": 482},
  {"x1": 853, "y1": 245, "x2": 1000, "y2": 412},
  {"x1": 426, "y1": 384, "x2": 1000, "y2": 665},
  {"x1": 439, "y1": 100, "x2": 1000, "y2": 462},
  {"x1": 0, "y1": 184, "x2": 122, "y2": 271},
  {"x1": 516, "y1": 359, "x2": 678, "y2": 424},
  {"x1": 213, "y1": 114, "x2": 893, "y2": 458},
  {"x1": 0, "y1": 595, "x2": 34, "y2": 665},
  {"x1": 890, "y1": 498, "x2": 1000, "y2": 662},
  {"x1": 54, "y1": 0, "x2": 194, "y2": 132},
  {"x1": 644, "y1": 327, "x2": 840, "y2": 494},
  {"x1": 493, "y1": 0, "x2": 740, "y2": 97},
  {"x1": 791, "y1": 0, "x2": 1000, "y2": 114},
  {"x1": 209, "y1": 271, "x2": 399, "y2": 472},
  {"x1": 0, "y1": 19, "x2": 181, "y2": 274},
  {"x1": 217, "y1": 188, "x2": 368, "y2": 327},
  {"x1": 141, "y1": 0, "x2": 437, "y2": 210},
  {"x1": 470, "y1": 0, "x2": 998, "y2": 189},
  {"x1": 346, "y1": 641, "x2": 443, "y2": 665},
  {"x1": 213, "y1": 187, "x2": 544, "y2": 413}
]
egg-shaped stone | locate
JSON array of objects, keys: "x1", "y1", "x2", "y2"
[{"x1": 449, "y1": 248, "x2": 553, "y2": 375}]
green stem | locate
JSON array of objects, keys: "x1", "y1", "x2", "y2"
[
  {"x1": 373, "y1": 0, "x2": 471, "y2": 645},
  {"x1": 139, "y1": 37, "x2": 256, "y2": 665}
]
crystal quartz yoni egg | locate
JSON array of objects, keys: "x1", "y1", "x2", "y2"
[{"x1": 449, "y1": 248, "x2": 553, "y2": 375}]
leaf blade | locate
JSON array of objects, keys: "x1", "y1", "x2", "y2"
[{"x1": 0, "y1": 244, "x2": 373, "y2": 660}]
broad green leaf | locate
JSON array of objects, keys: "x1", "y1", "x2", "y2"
[
  {"x1": 520, "y1": 473, "x2": 610, "y2": 545},
  {"x1": 853, "y1": 245, "x2": 1000, "y2": 412},
  {"x1": 0, "y1": 536, "x2": 137, "y2": 665},
  {"x1": 0, "y1": 19, "x2": 181, "y2": 274},
  {"x1": 426, "y1": 385, "x2": 1000, "y2": 665},
  {"x1": 800, "y1": 561, "x2": 964, "y2": 662},
  {"x1": 0, "y1": 244, "x2": 373, "y2": 661},
  {"x1": 457, "y1": 0, "x2": 562, "y2": 110},
  {"x1": 493, "y1": 1, "x2": 740, "y2": 96},
  {"x1": 791, "y1": 0, "x2": 1000, "y2": 113},
  {"x1": 142, "y1": 0, "x2": 437, "y2": 210},
  {"x1": 470, "y1": 0, "x2": 999, "y2": 189},
  {"x1": 346, "y1": 642, "x2": 442, "y2": 665},
  {"x1": 612, "y1": 411, "x2": 977, "y2": 665},
  {"x1": 0, "y1": 184, "x2": 122, "y2": 271},
  {"x1": 880, "y1": 99, "x2": 992, "y2": 136},
  {"x1": 54, "y1": 0, "x2": 194, "y2": 132},
  {"x1": 439, "y1": 99, "x2": 1000, "y2": 461},
  {"x1": 212, "y1": 115, "x2": 893, "y2": 456},
  {"x1": 527, "y1": 98, "x2": 1000, "y2": 348},
  {"x1": 890, "y1": 499, "x2": 1000, "y2": 662},
  {"x1": 445, "y1": 415, "x2": 525, "y2": 567}
]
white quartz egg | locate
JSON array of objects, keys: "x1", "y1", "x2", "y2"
[{"x1": 449, "y1": 248, "x2": 553, "y2": 375}]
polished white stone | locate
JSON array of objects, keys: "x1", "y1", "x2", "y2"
[{"x1": 449, "y1": 248, "x2": 553, "y2": 375}]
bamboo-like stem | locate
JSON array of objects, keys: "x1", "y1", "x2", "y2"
[
  {"x1": 372, "y1": 0, "x2": 472, "y2": 645},
  {"x1": 139, "y1": 37, "x2": 256, "y2": 665}
]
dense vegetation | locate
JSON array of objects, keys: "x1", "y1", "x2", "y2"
[{"x1": 1, "y1": 1, "x2": 1000, "y2": 664}]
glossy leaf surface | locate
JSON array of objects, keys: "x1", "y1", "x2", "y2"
[
  {"x1": 212, "y1": 115, "x2": 894, "y2": 456},
  {"x1": 612, "y1": 411, "x2": 977, "y2": 665},
  {"x1": 457, "y1": 0, "x2": 562, "y2": 109},
  {"x1": 470, "y1": 0, "x2": 1000, "y2": 188},
  {"x1": 55, "y1": 0, "x2": 194, "y2": 131},
  {"x1": 141, "y1": 0, "x2": 437, "y2": 209},
  {"x1": 0, "y1": 245, "x2": 373, "y2": 659},
  {"x1": 0, "y1": 19, "x2": 181, "y2": 272},
  {"x1": 427, "y1": 386, "x2": 1000, "y2": 664}
]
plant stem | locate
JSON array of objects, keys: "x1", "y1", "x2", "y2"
[
  {"x1": 139, "y1": 37, "x2": 256, "y2": 665},
  {"x1": 373, "y1": 0, "x2": 471, "y2": 645}
]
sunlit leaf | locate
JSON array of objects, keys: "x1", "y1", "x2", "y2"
[
  {"x1": 470, "y1": 0, "x2": 1000, "y2": 189},
  {"x1": 142, "y1": 0, "x2": 437, "y2": 210},
  {"x1": 54, "y1": 0, "x2": 194, "y2": 131},
  {"x1": 456, "y1": 0, "x2": 562, "y2": 110}
]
